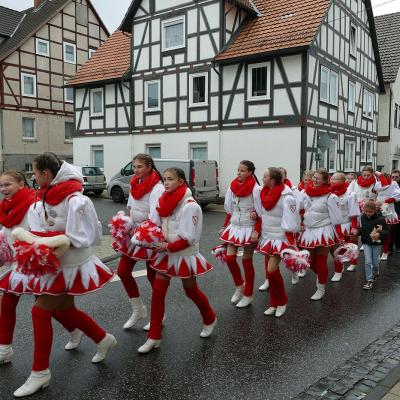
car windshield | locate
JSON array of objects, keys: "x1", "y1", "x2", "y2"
[{"x1": 82, "y1": 167, "x2": 103, "y2": 176}]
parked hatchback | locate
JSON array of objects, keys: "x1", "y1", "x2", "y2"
[
  {"x1": 74, "y1": 165, "x2": 107, "y2": 196},
  {"x1": 107, "y1": 159, "x2": 219, "y2": 206}
]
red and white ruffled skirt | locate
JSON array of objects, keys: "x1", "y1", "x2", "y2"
[
  {"x1": 112, "y1": 239, "x2": 156, "y2": 261},
  {"x1": 151, "y1": 252, "x2": 213, "y2": 278},
  {"x1": 384, "y1": 215, "x2": 399, "y2": 225},
  {"x1": 257, "y1": 238, "x2": 291, "y2": 256},
  {"x1": 220, "y1": 224, "x2": 254, "y2": 246},
  {"x1": 0, "y1": 265, "x2": 31, "y2": 295},
  {"x1": 298, "y1": 225, "x2": 337, "y2": 249}
]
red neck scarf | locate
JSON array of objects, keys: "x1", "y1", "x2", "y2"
[
  {"x1": 230, "y1": 176, "x2": 256, "y2": 197},
  {"x1": 0, "y1": 186, "x2": 36, "y2": 228},
  {"x1": 331, "y1": 181, "x2": 349, "y2": 197},
  {"x1": 39, "y1": 180, "x2": 83, "y2": 206},
  {"x1": 378, "y1": 175, "x2": 391, "y2": 187},
  {"x1": 284, "y1": 178, "x2": 292, "y2": 188},
  {"x1": 260, "y1": 183, "x2": 285, "y2": 211},
  {"x1": 305, "y1": 182, "x2": 331, "y2": 197},
  {"x1": 298, "y1": 181, "x2": 305, "y2": 191},
  {"x1": 357, "y1": 175, "x2": 375, "y2": 188},
  {"x1": 130, "y1": 170, "x2": 160, "y2": 200},
  {"x1": 157, "y1": 185, "x2": 188, "y2": 217}
]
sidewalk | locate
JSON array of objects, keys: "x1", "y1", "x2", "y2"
[
  {"x1": 365, "y1": 367, "x2": 400, "y2": 400},
  {"x1": 94, "y1": 234, "x2": 119, "y2": 262}
]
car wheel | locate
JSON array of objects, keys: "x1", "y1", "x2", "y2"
[
  {"x1": 94, "y1": 190, "x2": 104, "y2": 196},
  {"x1": 111, "y1": 187, "x2": 125, "y2": 203}
]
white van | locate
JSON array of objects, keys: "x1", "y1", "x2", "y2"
[{"x1": 107, "y1": 159, "x2": 220, "y2": 206}]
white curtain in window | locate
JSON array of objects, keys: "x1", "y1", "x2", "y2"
[
  {"x1": 329, "y1": 73, "x2": 338, "y2": 104},
  {"x1": 24, "y1": 76, "x2": 34, "y2": 95},
  {"x1": 147, "y1": 83, "x2": 159, "y2": 108},
  {"x1": 65, "y1": 45, "x2": 75, "y2": 62},
  {"x1": 320, "y1": 68, "x2": 329, "y2": 102},
  {"x1": 192, "y1": 147, "x2": 208, "y2": 160},
  {"x1": 22, "y1": 118, "x2": 34, "y2": 138},
  {"x1": 165, "y1": 22, "x2": 183, "y2": 49},
  {"x1": 38, "y1": 41, "x2": 48, "y2": 54},
  {"x1": 93, "y1": 91, "x2": 103, "y2": 113},
  {"x1": 148, "y1": 147, "x2": 161, "y2": 158}
]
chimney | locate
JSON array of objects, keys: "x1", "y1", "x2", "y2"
[{"x1": 34, "y1": 0, "x2": 43, "y2": 9}]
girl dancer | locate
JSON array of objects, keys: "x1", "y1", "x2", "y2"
[
  {"x1": 254, "y1": 168, "x2": 299, "y2": 317},
  {"x1": 298, "y1": 169, "x2": 343, "y2": 300},
  {"x1": 115, "y1": 154, "x2": 164, "y2": 329},
  {"x1": 137, "y1": 168, "x2": 216, "y2": 353},
  {"x1": 14, "y1": 153, "x2": 116, "y2": 397},
  {"x1": 220, "y1": 160, "x2": 261, "y2": 308}
]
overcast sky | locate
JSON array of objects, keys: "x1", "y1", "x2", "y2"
[{"x1": 0, "y1": 0, "x2": 399, "y2": 32}]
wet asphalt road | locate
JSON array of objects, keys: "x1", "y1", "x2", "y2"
[{"x1": 1, "y1": 198, "x2": 400, "y2": 399}]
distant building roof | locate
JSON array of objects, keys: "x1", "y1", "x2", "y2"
[{"x1": 0, "y1": 6, "x2": 24, "y2": 38}]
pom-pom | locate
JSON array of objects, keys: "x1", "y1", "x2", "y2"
[
  {"x1": 358, "y1": 200, "x2": 366, "y2": 213},
  {"x1": 131, "y1": 220, "x2": 165, "y2": 247},
  {"x1": 211, "y1": 244, "x2": 227, "y2": 264},
  {"x1": 0, "y1": 231, "x2": 13, "y2": 266},
  {"x1": 333, "y1": 243, "x2": 359, "y2": 263},
  {"x1": 13, "y1": 240, "x2": 60, "y2": 277},
  {"x1": 281, "y1": 248, "x2": 310, "y2": 273},
  {"x1": 109, "y1": 211, "x2": 133, "y2": 253}
]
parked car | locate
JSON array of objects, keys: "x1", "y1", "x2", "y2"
[{"x1": 107, "y1": 159, "x2": 220, "y2": 206}]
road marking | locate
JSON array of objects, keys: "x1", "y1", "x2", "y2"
[{"x1": 111, "y1": 269, "x2": 148, "y2": 282}]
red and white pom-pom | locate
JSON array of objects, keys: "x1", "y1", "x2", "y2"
[
  {"x1": 131, "y1": 220, "x2": 165, "y2": 247},
  {"x1": 333, "y1": 243, "x2": 359, "y2": 264},
  {"x1": 109, "y1": 211, "x2": 133, "y2": 251},
  {"x1": 0, "y1": 231, "x2": 13, "y2": 265},
  {"x1": 358, "y1": 200, "x2": 366, "y2": 213},
  {"x1": 211, "y1": 244, "x2": 227, "y2": 264},
  {"x1": 13, "y1": 240, "x2": 60, "y2": 277},
  {"x1": 281, "y1": 248, "x2": 310, "y2": 273}
]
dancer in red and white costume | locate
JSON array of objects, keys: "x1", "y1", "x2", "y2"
[
  {"x1": 374, "y1": 172, "x2": 400, "y2": 261},
  {"x1": 220, "y1": 160, "x2": 261, "y2": 308},
  {"x1": 254, "y1": 168, "x2": 300, "y2": 317},
  {"x1": 298, "y1": 168, "x2": 343, "y2": 300},
  {"x1": 138, "y1": 168, "x2": 216, "y2": 353},
  {"x1": 14, "y1": 153, "x2": 116, "y2": 398},
  {"x1": 329, "y1": 173, "x2": 360, "y2": 282},
  {"x1": 114, "y1": 154, "x2": 164, "y2": 330}
]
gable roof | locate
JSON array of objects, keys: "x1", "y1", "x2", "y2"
[
  {"x1": 0, "y1": 0, "x2": 109, "y2": 62},
  {"x1": 67, "y1": 30, "x2": 131, "y2": 87},
  {"x1": 374, "y1": 12, "x2": 400, "y2": 83},
  {"x1": 0, "y1": 6, "x2": 24, "y2": 38}
]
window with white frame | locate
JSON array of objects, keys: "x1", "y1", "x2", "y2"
[
  {"x1": 394, "y1": 104, "x2": 398, "y2": 128},
  {"x1": 248, "y1": 62, "x2": 270, "y2": 101},
  {"x1": 63, "y1": 42, "x2": 76, "y2": 64},
  {"x1": 146, "y1": 144, "x2": 161, "y2": 159},
  {"x1": 25, "y1": 163, "x2": 33, "y2": 173},
  {"x1": 162, "y1": 16, "x2": 185, "y2": 51},
  {"x1": 21, "y1": 73, "x2": 36, "y2": 97},
  {"x1": 88, "y1": 48, "x2": 96, "y2": 58},
  {"x1": 65, "y1": 122, "x2": 74, "y2": 141},
  {"x1": 363, "y1": 89, "x2": 374, "y2": 119},
  {"x1": 22, "y1": 117, "x2": 35, "y2": 139},
  {"x1": 367, "y1": 139, "x2": 373, "y2": 162},
  {"x1": 36, "y1": 38, "x2": 49, "y2": 57},
  {"x1": 190, "y1": 143, "x2": 208, "y2": 160},
  {"x1": 91, "y1": 145, "x2": 104, "y2": 168},
  {"x1": 345, "y1": 141, "x2": 356, "y2": 171},
  {"x1": 361, "y1": 138, "x2": 367, "y2": 161},
  {"x1": 348, "y1": 81, "x2": 356, "y2": 112},
  {"x1": 189, "y1": 73, "x2": 208, "y2": 107},
  {"x1": 328, "y1": 140, "x2": 337, "y2": 172},
  {"x1": 90, "y1": 88, "x2": 103, "y2": 116},
  {"x1": 350, "y1": 23, "x2": 357, "y2": 57},
  {"x1": 64, "y1": 81, "x2": 74, "y2": 103},
  {"x1": 320, "y1": 66, "x2": 338, "y2": 105},
  {"x1": 145, "y1": 80, "x2": 160, "y2": 112}
]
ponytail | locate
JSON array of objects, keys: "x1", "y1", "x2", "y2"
[{"x1": 239, "y1": 160, "x2": 260, "y2": 185}]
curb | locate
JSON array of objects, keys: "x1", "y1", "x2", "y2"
[{"x1": 365, "y1": 365, "x2": 400, "y2": 400}]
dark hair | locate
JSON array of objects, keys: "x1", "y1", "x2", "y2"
[
  {"x1": 133, "y1": 153, "x2": 163, "y2": 181},
  {"x1": 1, "y1": 170, "x2": 30, "y2": 187},
  {"x1": 34, "y1": 152, "x2": 62, "y2": 178},
  {"x1": 315, "y1": 168, "x2": 330, "y2": 184},
  {"x1": 364, "y1": 200, "x2": 377, "y2": 211},
  {"x1": 163, "y1": 167, "x2": 199, "y2": 203},
  {"x1": 268, "y1": 167, "x2": 283, "y2": 185},
  {"x1": 278, "y1": 167, "x2": 287, "y2": 179},
  {"x1": 362, "y1": 166, "x2": 374, "y2": 173},
  {"x1": 391, "y1": 169, "x2": 400, "y2": 175},
  {"x1": 239, "y1": 160, "x2": 260, "y2": 185}
]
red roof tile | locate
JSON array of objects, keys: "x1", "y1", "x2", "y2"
[
  {"x1": 215, "y1": 0, "x2": 330, "y2": 62},
  {"x1": 67, "y1": 30, "x2": 131, "y2": 86}
]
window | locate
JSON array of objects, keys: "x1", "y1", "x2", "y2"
[
  {"x1": 190, "y1": 143, "x2": 208, "y2": 160},
  {"x1": 21, "y1": 73, "x2": 36, "y2": 97},
  {"x1": 363, "y1": 89, "x2": 374, "y2": 119},
  {"x1": 88, "y1": 48, "x2": 96, "y2": 58},
  {"x1": 144, "y1": 80, "x2": 160, "y2": 112},
  {"x1": 36, "y1": 38, "x2": 49, "y2": 57},
  {"x1": 162, "y1": 16, "x2": 185, "y2": 51},
  {"x1": 350, "y1": 23, "x2": 357, "y2": 57},
  {"x1": 64, "y1": 81, "x2": 74, "y2": 103},
  {"x1": 367, "y1": 140, "x2": 373, "y2": 162},
  {"x1": 22, "y1": 117, "x2": 35, "y2": 139},
  {"x1": 320, "y1": 66, "x2": 338, "y2": 105},
  {"x1": 90, "y1": 88, "x2": 104, "y2": 116},
  {"x1": 348, "y1": 81, "x2": 356, "y2": 113},
  {"x1": 25, "y1": 163, "x2": 33, "y2": 173},
  {"x1": 345, "y1": 141, "x2": 356, "y2": 171},
  {"x1": 395, "y1": 104, "x2": 398, "y2": 128},
  {"x1": 248, "y1": 62, "x2": 270, "y2": 101},
  {"x1": 91, "y1": 146, "x2": 104, "y2": 168},
  {"x1": 361, "y1": 138, "x2": 367, "y2": 161},
  {"x1": 189, "y1": 73, "x2": 208, "y2": 107},
  {"x1": 328, "y1": 140, "x2": 337, "y2": 172},
  {"x1": 146, "y1": 144, "x2": 161, "y2": 159},
  {"x1": 63, "y1": 42, "x2": 76, "y2": 64},
  {"x1": 65, "y1": 122, "x2": 74, "y2": 141}
]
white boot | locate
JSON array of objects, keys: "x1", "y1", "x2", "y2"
[
  {"x1": 230, "y1": 285, "x2": 244, "y2": 304},
  {"x1": 91, "y1": 334, "x2": 117, "y2": 363},
  {"x1": 381, "y1": 252, "x2": 389, "y2": 261},
  {"x1": 0, "y1": 344, "x2": 13, "y2": 364},
  {"x1": 64, "y1": 329, "x2": 84, "y2": 351},
  {"x1": 291, "y1": 273, "x2": 300, "y2": 285},
  {"x1": 347, "y1": 264, "x2": 357, "y2": 272},
  {"x1": 311, "y1": 283, "x2": 326, "y2": 301},
  {"x1": 14, "y1": 369, "x2": 51, "y2": 397},
  {"x1": 137, "y1": 339, "x2": 161, "y2": 354},
  {"x1": 264, "y1": 307, "x2": 276, "y2": 316},
  {"x1": 298, "y1": 269, "x2": 307, "y2": 278},
  {"x1": 331, "y1": 272, "x2": 342, "y2": 282},
  {"x1": 200, "y1": 318, "x2": 217, "y2": 338},
  {"x1": 123, "y1": 297, "x2": 147, "y2": 329},
  {"x1": 258, "y1": 279, "x2": 269, "y2": 291},
  {"x1": 236, "y1": 296, "x2": 253, "y2": 308},
  {"x1": 143, "y1": 314, "x2": 166, "y2": 332},
  {"x1": 275, "y1": 305, "x2": 287, "y2": 318}
]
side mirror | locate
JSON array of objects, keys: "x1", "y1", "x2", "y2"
[{"x1": 120, "y1": 168, "x2": 125, "y2": 176}]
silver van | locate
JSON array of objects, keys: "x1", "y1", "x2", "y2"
[{"x1": 107, "y1": 159, "x2": 220, "y2": 206}]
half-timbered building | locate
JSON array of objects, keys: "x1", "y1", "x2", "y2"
[
  {"x1": 68, "y1": 30, "x2": 131, "y2": 170},
  {"x1": 375, "y1": 12, "x2": 400, "y2": 172},
  {"x1": 0, "y1": 0, "x2": 108, "y2": 173}
]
